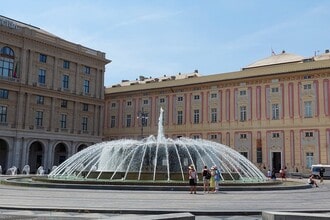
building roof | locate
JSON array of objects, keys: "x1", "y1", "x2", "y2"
[
  {"x1": 105, "y1": 58, "x2": 330, "y2": 95},
  {"x1": 1, "y1": 15, "x2": 111, "y2": 63},
  {"x1": 244, "y1": 50, "x2": 305, "y2": 69},
  {"x1": 314, "y1": 49, "x2": 330, "y2": 61},
  {"x1": 0, "y1": 15, "x2": 57, "y2": 37},
  {"x1": 110, "y1": 71, "x2": 201, "y2": 88}
]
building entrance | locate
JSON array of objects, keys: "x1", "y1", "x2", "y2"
[
  {"x1": 272, "y1": 152, "x2": 281, "y2": 173},
  {"x1": 0, "y1": 139, "x2": 8, "y2": 174}
]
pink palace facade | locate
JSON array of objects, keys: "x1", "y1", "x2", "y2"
[{"x1": 104, "y1": 50, "x2": 330, "y2": 175}]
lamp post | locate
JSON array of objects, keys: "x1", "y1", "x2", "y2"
[{"x1": 137, "y1": 108, "x2": 148, "y2": 139}]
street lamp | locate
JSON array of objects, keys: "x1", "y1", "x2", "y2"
[{"x1": 137, "y1": 108, "x2": 148, "y2": 139}]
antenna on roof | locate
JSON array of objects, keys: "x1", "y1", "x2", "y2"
[{"x1": 271, "y1": 48, "x2": 276, "y2": 56}]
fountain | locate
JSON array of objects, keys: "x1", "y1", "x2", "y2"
[
  {"x1": 48, "y1": 108, "x2": 266, "y2": 184},
  {"x1": 6, "y1": 166, "x2": 17, "y2": 175},
  {"x1": 37, "y1": 166, "x2": 45, "y2": 175},
  {"x1": 22, "y1": 165, "x2": 30, "y2": 175}
]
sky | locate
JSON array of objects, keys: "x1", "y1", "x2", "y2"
[{"x1": 1, "y1": 1, "x2": 330, "y2": 86}]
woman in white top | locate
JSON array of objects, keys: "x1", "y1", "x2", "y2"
[{"x1": 188, "y1": 165, "x2": 197, "y2": 194}]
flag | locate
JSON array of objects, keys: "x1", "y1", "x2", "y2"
[{"x1": 13, "y1": 63, "x2": 17, "y2": 78}]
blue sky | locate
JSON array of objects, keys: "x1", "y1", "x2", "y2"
[{"x1": 1, "y1": 1, "x2": 330, "y2": 86}]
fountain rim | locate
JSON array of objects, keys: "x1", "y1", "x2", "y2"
[{"x1": 0, "y1": 175, "x2": 312, "y2": 191}]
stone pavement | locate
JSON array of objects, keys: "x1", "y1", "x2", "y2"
[{"x1": 0, "y1": 177, "x2": 329, "y2": 219}]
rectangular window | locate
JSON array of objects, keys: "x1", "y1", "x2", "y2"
[
  {"x1": 194, "y1": 95, "x2": 200, "y2": 100},
  {"x1": 143, "y1": 99, "x2": 149, "y2": 105},
  {"x1": 83, "y1": 66, "x2": 90, "y2": 74},
  {"x1": 240, "y1": 133, "x2": 247, "y2": 139},
  {"x1": 0, "y1": 106, "x2": 7, "y2": 123},
  {"x1": 306, "y1": 152, "x2": 314, "y2": 168},
  {"x1": 177, "y1": 110, "x2": 183, "y2": 125},
  {"x1": 211, "y1": 93, "x2": 217, "y2": 99},
  {"x1": 193, "y1": 109, "x2": 200, "y2": 124},
  {"x1": 239, "y1": 90, "x2": 246, "y2": 96},
  {"x1": 0, "y1": 57, "x2": 13, "y2": 77},
  {"x1": 62, "y1": 75, "x2": 69, "y2": 89},
  {"x1": 61, "y1": 100, "x2": 68, "y2": 108},
  {"x1": 39, "y1": 54, "x2": 47, "y2": 63},
  {"x1": 240, "y1": 106, "x2": 247, "y2": 121},
  {"x1": 304, "y1": 101, "x2": 312, "y2": 118},
  {"x1": 272, "y1": 104, "x2": 280, "y2": 120},
  {"x1": 211, "y1": 108, "x2": 217, "y2": 123},
  {"x1": 240, "y1": 152, "x2": 248, "y2": 158},
  {"x1": 126, "y1": 114, "x2": 131, "y2": 127},
  {"x1": 38, "y1": 69, "x2": 46, "y2": 84},
  {"x1": 82, "y1": 117, "x2": 88, "y2": 131},
  {"x1": 272, "y1": 132, "x2": 280, "y2": 138},
  {"x1": 110, "y1": 116, "x2": 116, "y2": 128},
  {"x1": 127, "y1": 101, "x2": 132, "y2": 106},
  {"x1": 35, "y1": 111, "x2": 43, "y2": 127},
  {"x1": 271, "y1": 87, "x2": 279, "y2": 93},
  {"x1": 36, "y1": 95, "x2": 44, "y2": 104},
  {"x1": 111, "y1": 103, "x2": 116, "y2": 108},
  {"x1": 60, "y1": 114, "x2": 67, "y2": 129},
  {"x1": 63, "y1": 60, "x2": 70, "y2": 69},
  {"x1": 141, "y1": 113, "x2": 148, "y2": 127},
  {"x1": 83, "y1": 103, "x2": 88, "y2": 111},
  {"x1": 0, "y1": 89, "x2": 9, "y2": 99},
  {"x1": 193, "y1": 135, "x2": 200, "y2": 139},
  {"x1": 83, "y1": 80, "x2": 90, "y2": 94},
  {"x1": 305, "y1": 132, "x2": 314, "y2": 137},
  {"x1": 210, "y1": 134, "x2": 217, "y2": 139},
  {"x1": 177, "y1": 96, "x2": 183, "y2": 102},
  {"x1": 256, "y1": 147, "x2": 262, "y2": 163},
  {"x1": 160, "y1": 98, "x2": 165, "y2": 103},
  {"x1": 304, "y1": 84, "x2": 312, "y2": 90}
]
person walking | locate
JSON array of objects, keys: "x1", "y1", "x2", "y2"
[
  {"x1": 319, "y1": 167, "x2": 325, "y2": 183},
  {"x1": 213, "y1": 166, "x2": 221, "y2": 192},
  {"x1": 280, "y1": 168, "x2": 286, "y2": 181},
  {"x1": 271, "y1": 168, "x2": 276, "y2": 180},
  {"x1": 267, "y1": 169, "x2": 271, "y2": 180},
  {"x1": 188, "y1": 165, "x2": 197, "y2": 194},
  {"x1": 202, "y1": 165, "x2": 211, "y2": 193},
  {"x1": 209, "y1": 166, "x2": 216, "y2": 192}
]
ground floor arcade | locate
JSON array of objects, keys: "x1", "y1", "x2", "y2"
[{"x1": 0, "y1": 133, "x2": 99, "y2": 174}]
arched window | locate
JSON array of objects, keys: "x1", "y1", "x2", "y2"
[{"x1": 0, "y1": 46, "x2": 15, "y2": 77}]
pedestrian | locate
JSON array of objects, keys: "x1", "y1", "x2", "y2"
[
  {"x1": 213, "y1": 166, "x2": 221, "y2": 192},
  {"x1": 271, "y1": 168, "x2": 276, "y2": 180},
  {"x1": 267, "y1": 169, "x2": 271, "y2": 180},
  {"x1": 280, "y1": 168, "x2": 286, "y2": 181},
  {"x1": 210, "y1": 166, "x2": 216, "y2": 192},
  {"x1": 319, "y1": 167, "x2": 325, "y2": 183},
  {"x1": 202, "y1": 165, "x2": 211, "y2": 193},
  {"x1": 188, "y1": 165, "x2": 197, "y2": 194},
  {"x1": 308, "y1": 175, "x2": 319, "y2": 187}
]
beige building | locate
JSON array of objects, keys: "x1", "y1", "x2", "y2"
[
  {"x1": 105, "y1": 50, "x2": 330, "y2": 174},
  {"x1": 0, "y1": 16, "x2": 110, "y2": 173}
]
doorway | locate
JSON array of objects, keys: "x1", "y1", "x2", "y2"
[
  {"x1": 0, "y1": 139, "x2": 8, "y2": 174},
  {"x1": 272, "y1": 152, "x2": 281, "y2": 173}
]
